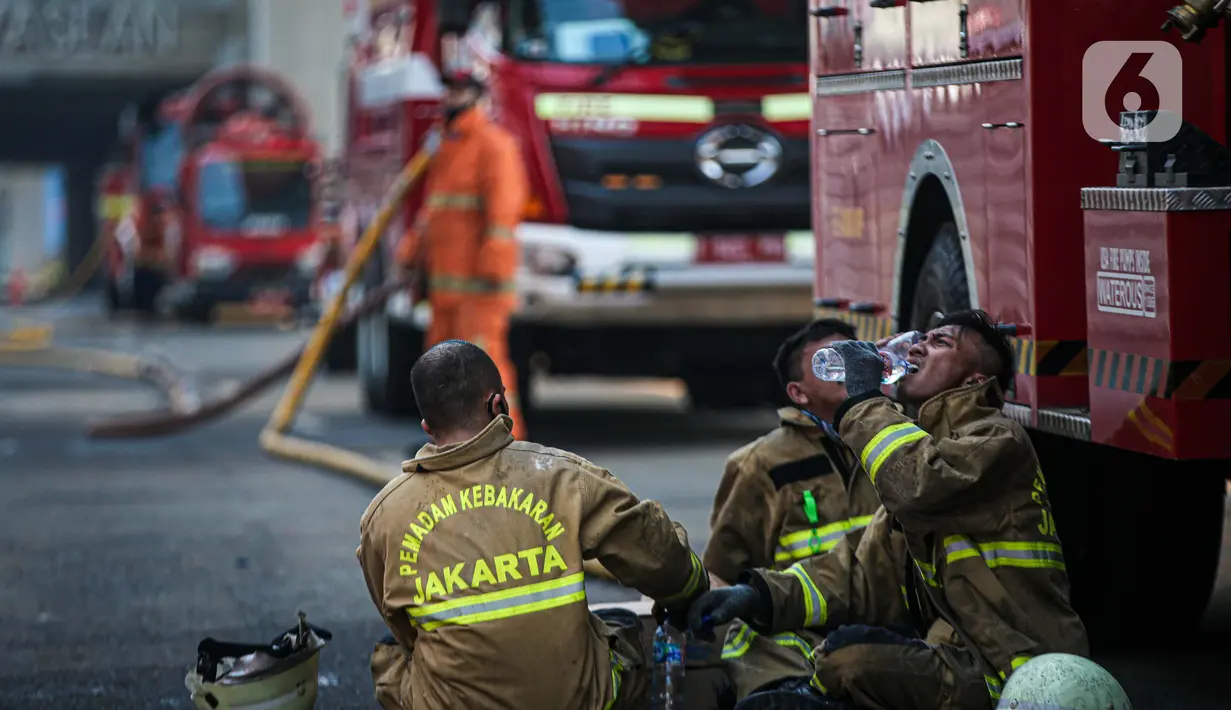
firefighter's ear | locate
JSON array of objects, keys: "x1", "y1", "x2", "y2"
[
  {"x1": 487, "y1": 392, "x2": 509, "y2": 418},
  {"x1": 964, "y1": 373, "x2": 989, "y2": 387},
  {"x1": 420, "y1": 418, "x2": 434, "y2": 440},
  {"x1": 785, "y1": 382, "x2": 809, "y2": 407}
]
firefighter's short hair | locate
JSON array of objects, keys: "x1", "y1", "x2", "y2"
[
  {"x1": 773, "y1": 318, "x2": 858, "y2": 390},
  {"x1": 936, "y1": 309, "x2": 1016, "y2": 393},
  {"x1": 411, "y1": 339, "x2": 504, "y2": 432}
]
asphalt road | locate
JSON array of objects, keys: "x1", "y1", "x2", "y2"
[{"x1": 1, "y1": 308, "x2": 1228, "y2": 709}]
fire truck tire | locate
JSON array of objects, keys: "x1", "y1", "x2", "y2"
[
  {"x1": 324, "y1": 323, "x2": 358, "y2": 372},
  {"x1": 907, "y1": 221, "x2": 970, "y2": 331},
  {"x1": 105, "y1": 279, "x2": 121, "y2": 316},
  {"x1": 358, "y1": 313, "x2": 422, "y2": 418},
  {"x1": 132, "y1": 267, "x2": 164, "y2": 316},
  {"x1": 1033, "y1": 430, "x2": 1225, "y2": 649}
]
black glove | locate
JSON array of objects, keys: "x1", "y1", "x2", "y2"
[
  {"x1": 652, "y1": 601, "x2": 689, "y2": 631},
  {"x1": 686, "y1": 584, "x2": 762, "y2": 641},
  {"x1": 828, "y1": 340, "x2": 885, "y2": 399}
]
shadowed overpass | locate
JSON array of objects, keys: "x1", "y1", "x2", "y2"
[{"x1": 0, "y1": 0, "x2": 248, "y2": 273}]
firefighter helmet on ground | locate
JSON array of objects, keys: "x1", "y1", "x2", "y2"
[
  {"x1": 996, "y1": 653, "x2": 1131, "y2": 710},
  {"x1": 185, "y1": 614, "x2": 331, "y2": 710}
]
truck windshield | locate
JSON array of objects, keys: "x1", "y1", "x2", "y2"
[
  {"x1": 507, "y1": 0, "x2": 806, "y2": 64},
  {"x1": 197, "y1": 159, "x2": 312, "y2": 232}
]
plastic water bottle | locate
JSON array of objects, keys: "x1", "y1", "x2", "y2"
[
  {"x1": 812, "y1": 331, "x2": 922, "y2": 385},
  {"x1": 651, "y1": 622, "x2": 685, "y2": 709}
]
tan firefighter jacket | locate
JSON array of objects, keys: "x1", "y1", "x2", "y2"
[
  {"x1": 358, "y1": 415, "x2": 708, "y2": 710},
  {"x1": 704, "y1": 407, "x2": 881, "y2": 585},
  {"x1": 743, "y1": 381, "x2": 1090, "y2": 703}
]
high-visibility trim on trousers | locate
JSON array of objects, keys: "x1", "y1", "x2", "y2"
[
  {"x1": 860, "y1": 422, "x2": 929, "y2": 482},
  {"x1": 659, "y1": 550, "x2": 705, "y2": 605},
  {"x1": 720, "y1": 623, "x2": 814, "y2": 661},
  {"x1": 913, "y1": 558, "x2": 941, "y2": 587},
  {"x1": 603, "y1": 649, "x2": 624, "y2": 710},
  {"x1": 785, "y1": 563, "x2": 827, "y2": 627},
  {"x1": 943, "y1": 536, "x2": 1066, "y2": 571},
  {"x1": 428, "y1": 274, "x2": 516, "y2": 294},
  {"x1": 774, "y1": 515, "x2": 875, "y2": 563},
  {"x1": 487, "y1": 225, "x2": 516, "y2": 240},
  {"x1": 407, "y1": 572, "x2": 586, "y2": 631}
]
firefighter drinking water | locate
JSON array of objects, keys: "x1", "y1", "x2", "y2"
[
  {"x1": 688, "y1": 310, "x2": 1090, "y2": 710},
  {"x1": 703, "y1": 319, "x2": 881, "y2": 701},
  {"x1": 358, "y1": 340, "x2": 709, "y2": 710},
  {"x1": 395, "y1": 70, "x2": 531, "y2": 440}
]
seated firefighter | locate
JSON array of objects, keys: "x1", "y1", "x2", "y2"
[
  {"x1": 689, "y1": 310, "x2": 1090, "y2": 710},
  {"x1": 703, "y1": 318, "x2": 881, "y2": 701},
  {"x1": 358, "y1": 339, "x2": 708, "y2": 710}
]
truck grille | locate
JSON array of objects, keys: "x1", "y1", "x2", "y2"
[{"x1": 549, "y1": 135, "x2": 810, "y2": 233}]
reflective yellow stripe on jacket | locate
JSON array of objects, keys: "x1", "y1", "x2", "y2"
[
  {"x1": 427, "y1": 192, "x2": 484, "y2": 210},
  {"x1": 859, "y1": 422, "x2": 928, "y2": 483},
  {"x1": 408, "y1": 572, "x2": 586, "y2": 632},
  {"x1": 774, "y1": 515, "x2": 875, "y2": 564},
  {"x1": 659, "y1": 550, "x2": 706, "y2": 605},
  {"x1": 943, "y1": 536, "x2": 1066, "y2": 571},
  {"x1": 785, "y1": 563, "x2": 827, "y2": 627},
  {"x1": 720, "y1": 623, "x2": 814, "y2": 661}
]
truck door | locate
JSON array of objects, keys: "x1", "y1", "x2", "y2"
[{"x1": 810, "y1": 0, "x2": 905, "y2": 309}]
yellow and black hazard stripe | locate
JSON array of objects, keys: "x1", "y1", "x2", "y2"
[
  {"x1": 573, "y1": 271, "x2": 655, "y2": 294},
  {"x1": 812, "y1": 307, "x2": 895, "y2": 341},
  {"x1": 1091, "y1": 349, "x2": 1231, "y2": 399},
  {"x1": 1011, "y1": 339, "x2": 1088, "y2": 377}
]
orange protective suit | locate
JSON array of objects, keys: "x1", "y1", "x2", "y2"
[{"x1": 395, "y1": 107, "x2": 529, "y2": 438}]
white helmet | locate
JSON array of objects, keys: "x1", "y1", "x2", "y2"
[
  {"x1": 997, "y1": 653, "x2": 1132, "y2": 710},
  {"x1": 185, "y1": 612, "x2": 331, "y2": 710}
]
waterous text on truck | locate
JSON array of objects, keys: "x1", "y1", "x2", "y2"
[
  {"x1": 328, "y1": 0, "x2": 818, "y2": 419},
  {"x1": 105, "y1": 66, "x2": 326, "y2": 322},
  {"x1": 806, "y1": 0, "x2": 1228, "y2": 645}
]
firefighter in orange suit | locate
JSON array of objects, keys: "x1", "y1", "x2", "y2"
[
  {"x1": 360, "y1": 340, "x2": 708, "y2": 710},
  {"x1": 395, "y1": 70, "x2": 530, "y2": 439}
]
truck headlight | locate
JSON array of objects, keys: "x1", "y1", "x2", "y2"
[
  {"x1": 193, "y1": 247, "x2": 236, "y2": 278},
  {"x1": 523, "y1": 244, "x2": 577, "y2": 276}
]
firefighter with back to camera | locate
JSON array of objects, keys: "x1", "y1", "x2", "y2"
[
  {"x1": 703, "y1": 318, "x2": 881, "y2": 702},
  {"x1": 688, "y1": 309, "x2": 1090, "y2": 710},
  {"x1": 358, "y1": 339, "x2": 709, "y2": 710}
]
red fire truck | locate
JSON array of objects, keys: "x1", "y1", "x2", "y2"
[
  {"x1": 325, "y1": 0, "x2": 818, "y2": 419},
  {"x1": 808, "y1": 0, "x2": 1228, "y2": 643},
  {"x1": 104, "y1": 66, "x2": 325, "y2": 322}
]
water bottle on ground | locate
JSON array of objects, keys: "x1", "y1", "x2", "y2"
[
  {"x1": 651, "y1": 621, "x2": 686, "y2": 709},
  {"x1": 812, "y1": 331, "x2": 922, "y2": 385}
]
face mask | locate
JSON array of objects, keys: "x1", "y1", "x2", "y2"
[{"x1": 444, "y1": 101, "x2": 475, "y2": 125}]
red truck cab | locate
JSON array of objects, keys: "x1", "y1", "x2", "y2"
[{"x1": 106, "y1": 66, "x2": 324, "y2": 322}]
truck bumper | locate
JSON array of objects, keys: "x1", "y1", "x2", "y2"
[
  {"x1": 515, "y1": 223, "x2": 816, "y2": 326},
  {"x1": 164, "y1": 266, "x2": 314, "y2": 314}
]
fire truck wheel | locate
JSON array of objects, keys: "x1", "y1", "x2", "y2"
[
  {"x1": 324, "y1": 322, "x2": 359, "y2": 373},
  {"x1": 358, "y1": 314, "x2": 422, "y2": 418},
  {"x1": 1033, "y1": 430, "x2": 1225, "y2": 649},
  {"x1": 907, "y1": 222, "x2": 970, "y2": 331},
  {"x1": 105, "y1": 279, "x2": 121, "y2": 317}
]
